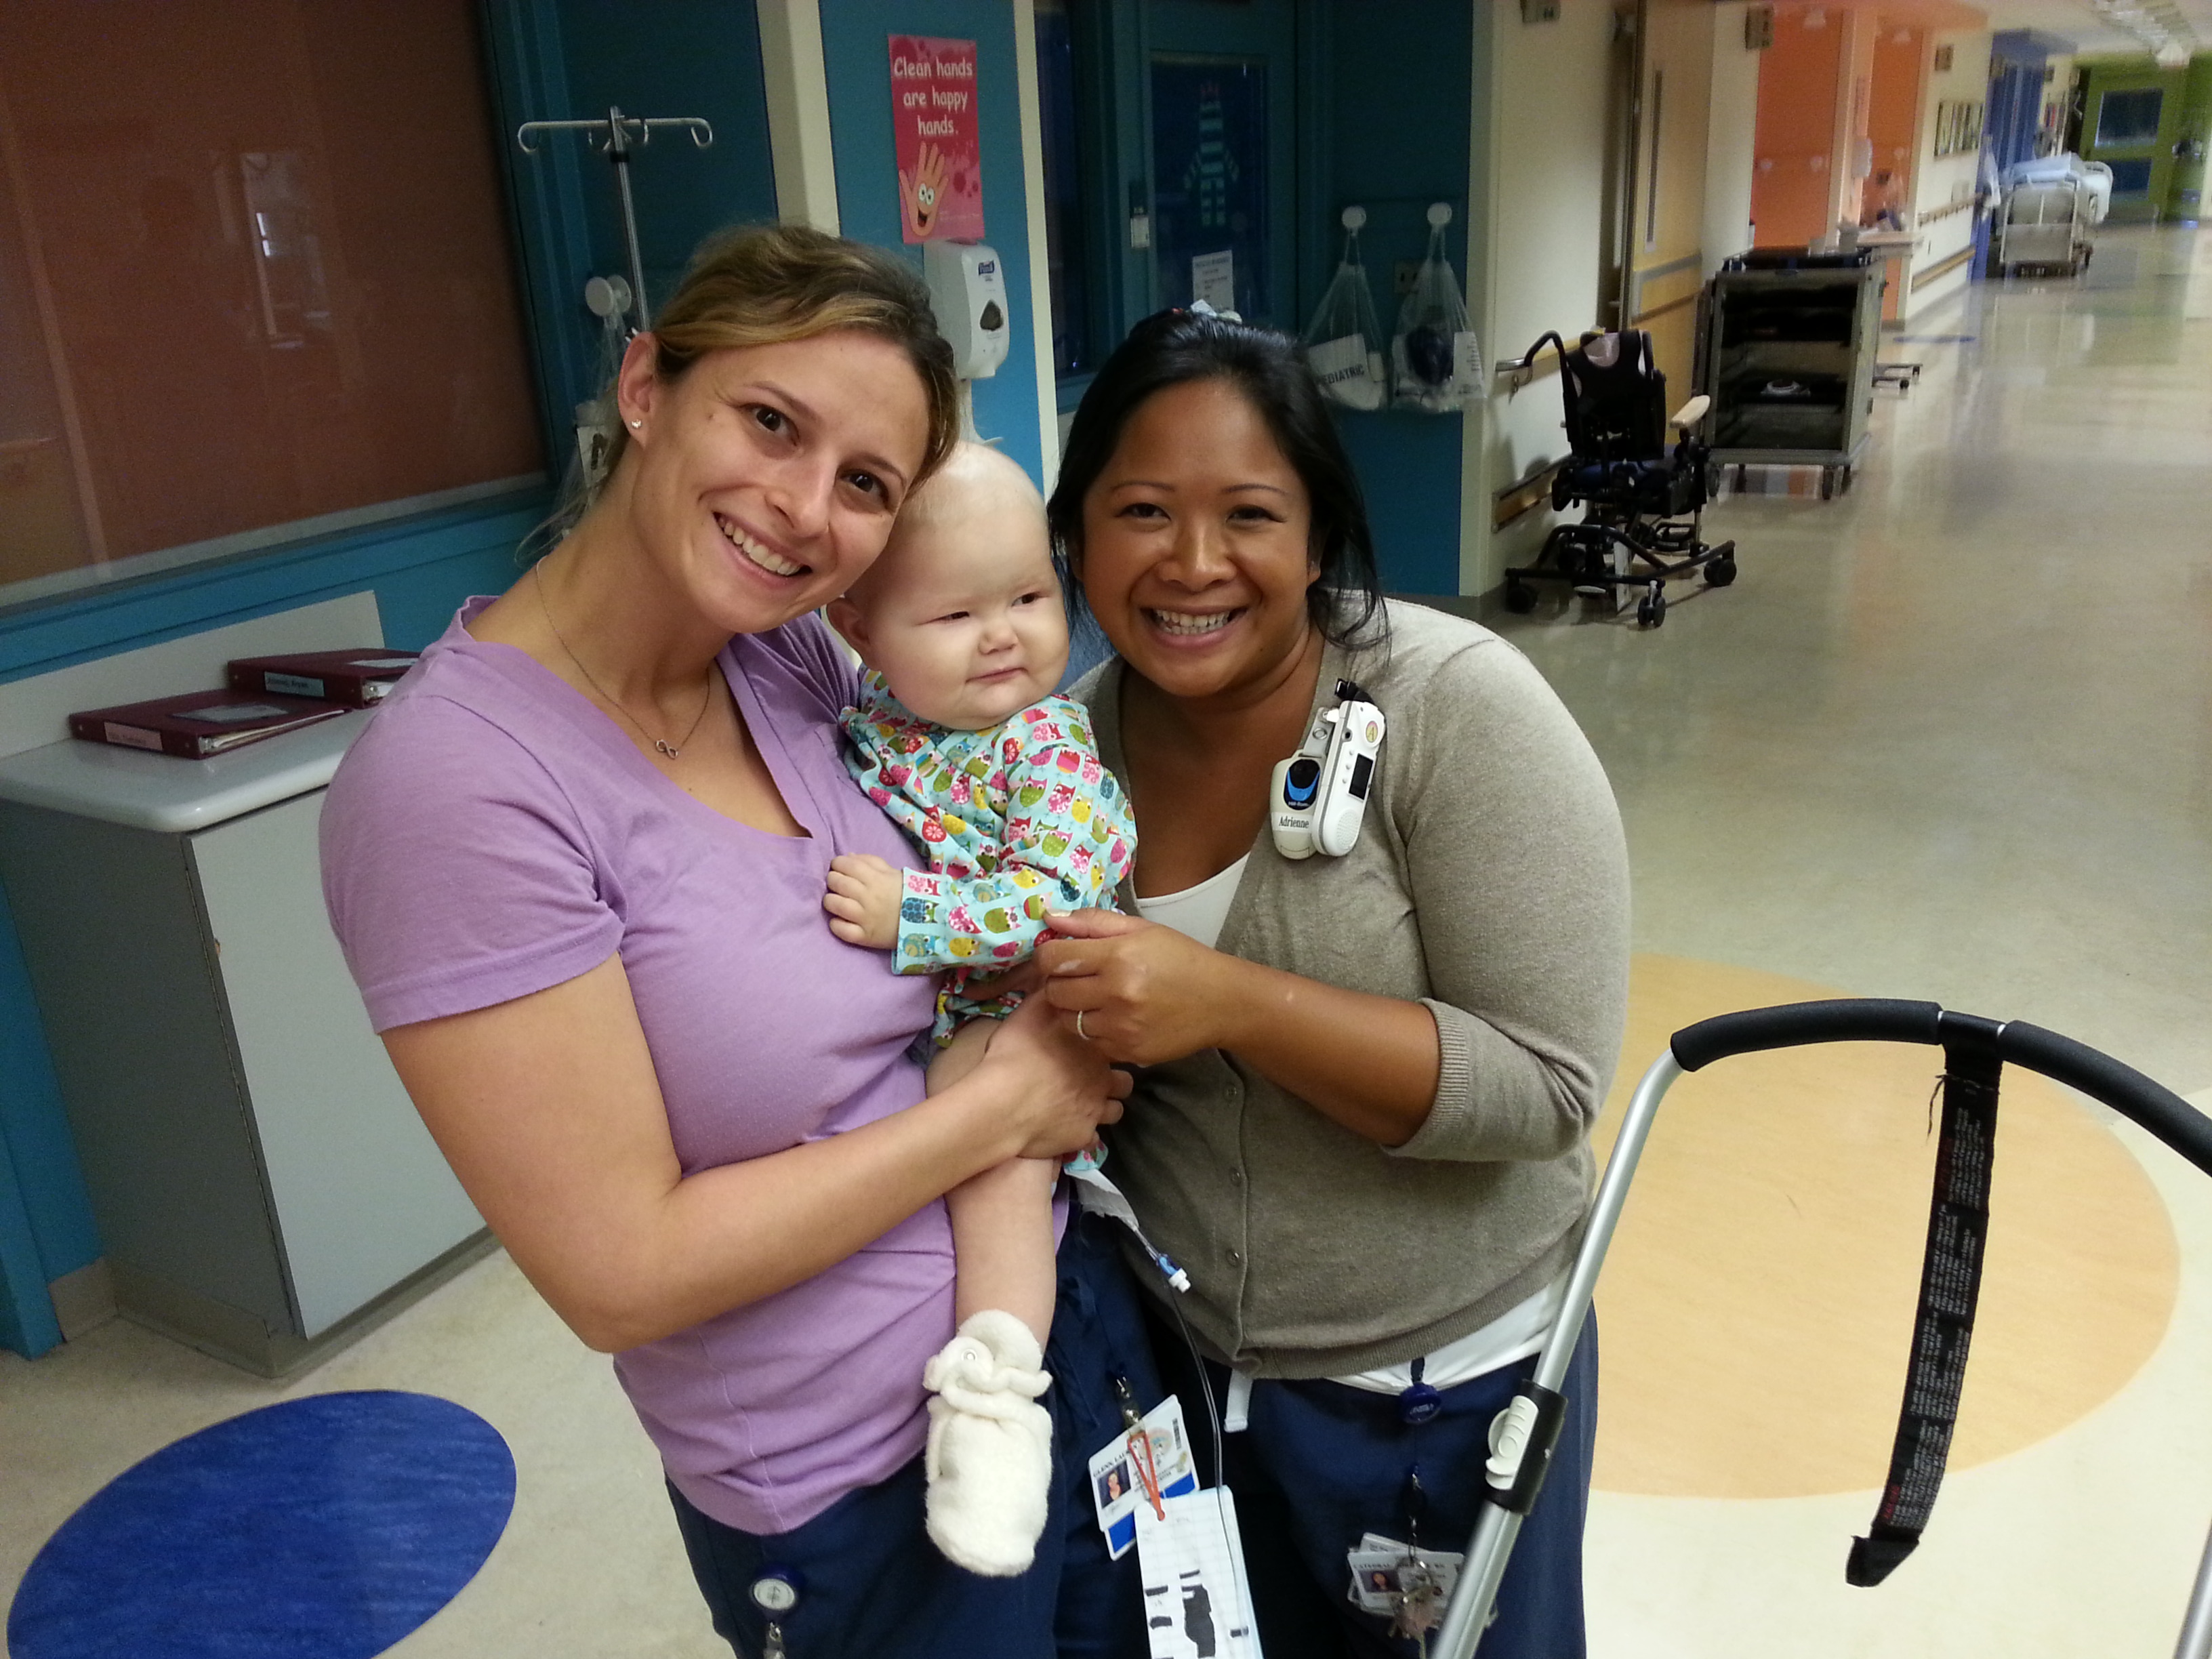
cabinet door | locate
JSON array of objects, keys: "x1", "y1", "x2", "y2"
[{"x1": 189, "y1": 793, "x2": 481, "y2": 1335}]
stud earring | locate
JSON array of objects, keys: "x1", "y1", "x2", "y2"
[{"x1": 629, "y1": 419, "x2": 642, "y2": 429}]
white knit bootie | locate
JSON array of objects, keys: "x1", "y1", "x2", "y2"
[{"x1": 920, "y1": 1309, "x2": 1054, "y2": 1577}]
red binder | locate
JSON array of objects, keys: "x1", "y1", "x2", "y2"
[
  {"x1": 226, "y1": 647, "x2": 419, "y2": 708},
  {"x1": 68, "y1": 690, "x2": 350, "y2": 759}
]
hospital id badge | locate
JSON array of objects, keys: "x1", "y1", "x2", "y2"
[
  {"x1": 1347, "y1": 1532, "x2": 1465, "y2": 1639},
  {"x1": 1088, "y1": 1394, "x2": 1198, "y2": 1559}
]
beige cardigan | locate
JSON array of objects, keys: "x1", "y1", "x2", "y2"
[{"x1": 1073, "y1": 600, "x2": 1631, "y2": 1377}]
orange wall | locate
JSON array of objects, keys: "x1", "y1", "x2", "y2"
[
  {"x1": 0, "y1": 0, "x2": 542, "y2": 569},
  {"x1": 1752, "y1": 9, "x2": 1845, "y2": 247},
  {"x1": 1865, "y1": 26, "x2": 1926, "y2": 222}
]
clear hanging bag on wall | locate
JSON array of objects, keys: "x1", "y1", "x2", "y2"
[
  {"x1": 1303, "y1": 206, "x2": 1388, "y2": 411},
  {"x1": 1391, "y1": 203, "x2": 1483, "y2": 413}
]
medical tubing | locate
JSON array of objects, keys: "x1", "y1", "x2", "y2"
[
  {"x1": 1668, "y1": 1000, "x2": 2212, "y2": 1177},
  {"x1": 1165, "y1": 1279, "x2": 1226, "y2": 1495}
]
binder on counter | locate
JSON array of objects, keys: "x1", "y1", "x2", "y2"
[
  {"x1": 226, "y1": 647, "x2": 419, "y2": 708},
  {"x1": 68, "y1": 690, "x2": 350, "y2": 759}
]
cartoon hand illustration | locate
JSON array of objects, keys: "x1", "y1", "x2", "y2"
[{"x1": 899, "y1": 141, "x2": 950, "y2": 239}]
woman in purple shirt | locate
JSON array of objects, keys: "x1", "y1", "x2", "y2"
[{"x1": 321, "y1": 226, "x2": 1156, "y2": 1658}]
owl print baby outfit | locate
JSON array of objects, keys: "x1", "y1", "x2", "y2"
[{"x1": 841, "y1": 674, "x2": 1139, "y2": 1046}]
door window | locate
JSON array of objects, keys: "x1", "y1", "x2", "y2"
[
  {"x1": 1149, "y1": 57, "x2": 1271, "y2": 321},
  {"x1": 1031, "y1": 0, "x2": 1300, "y2": 387},
  {"x1": 2095, "y1": 88, "x2": 2163, "y2": 148}
]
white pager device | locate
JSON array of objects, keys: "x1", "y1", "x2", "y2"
[
  {"x1": 1269, "y1": 709, "x2": 1337, "y2": 860},
  {"x1": 1269, "y1": 680, "x2": 1385, "y2": 859},
  {"x1": 1315, "y1": 690, "x2": 1385, "y2": 855}
]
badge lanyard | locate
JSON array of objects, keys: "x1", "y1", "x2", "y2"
[
  {"x1": 1397, "y1": 1356, "x2": 1442, "y2": 1426},
  {"x1": 747, "y1": 1568, "x2": 802, "y2": 1659},
  {"x1": 1128, "y1": 1420, "x2": 1166, "y2": 1521}
]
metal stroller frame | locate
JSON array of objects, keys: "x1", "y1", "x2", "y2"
[
  {"x1": 1434, "y1": 999, "x2": 2212, "y2": 1659},
  {"x1": 1502, "y1": 330, "x2": 1737, "y2": 631}
]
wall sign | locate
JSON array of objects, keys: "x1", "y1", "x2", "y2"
[{"x1": 889, "y1": 36, "x2": 983, "y2": 243}]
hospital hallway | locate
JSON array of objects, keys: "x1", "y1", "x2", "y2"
[
  {"x1": 1494, "y1": 220, "x2": 2212, "y2": 1657},
  {"x1": 3, "y1": 229, "x2": 2211, "y2": 1659}
]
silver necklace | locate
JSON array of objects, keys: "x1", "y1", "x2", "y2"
[{"x1": 531, "y1": 561, "x2": 714, "y2": 758}]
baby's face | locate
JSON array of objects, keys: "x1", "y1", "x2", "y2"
[{"x1": 843, "y1": 500, "x2": 1069, "y2": 731}]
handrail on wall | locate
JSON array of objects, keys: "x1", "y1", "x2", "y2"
[{"x1": 1497, "y1": 331, "x2": 1570, "y2": 394}]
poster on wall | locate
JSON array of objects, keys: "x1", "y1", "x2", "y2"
[{"x1": 889, "y1": 36, "x2": 983, "y2": 243}]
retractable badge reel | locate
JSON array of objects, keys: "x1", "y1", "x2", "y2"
[
  {"x1": 1271, "y1": 680, "x2": 1385, "y2": 860},
  {"x1": 749, "y1": 1568, "x2": 803, "y2": 1659}
]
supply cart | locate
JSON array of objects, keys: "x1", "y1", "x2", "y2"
[
  {"x1": 1699, "y1": 250, "x2": 1883, "y2": 499},
  {"x1": 1433, "y1": 999, "x2": 2212, "y2": 1659}
]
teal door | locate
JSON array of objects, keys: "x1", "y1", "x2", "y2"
[{"x1": 1044, "y1": 0, "x2": 1305, "y2": 389}]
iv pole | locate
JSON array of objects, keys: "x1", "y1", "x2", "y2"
[{"x1": 515, "y1": 106, "x2": 714, "y2": 335}]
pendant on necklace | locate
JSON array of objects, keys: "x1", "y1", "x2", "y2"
[{"x1": 656, "y1": 740, "x2": 680, "y2": 758}]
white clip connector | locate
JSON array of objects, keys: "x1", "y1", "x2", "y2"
[
  {"x1": 1485, "y1": 1395, "x2": 1540, "y2": 1488},
  {"x1": 1224, "y1": 1370, "x2": 1254, "y2": 1434}
]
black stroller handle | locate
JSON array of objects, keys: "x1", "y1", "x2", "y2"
[
  {"x1": 1671, "y1": 998, "x2": 1942, "y2": 1068},
  {"x1": 1671, "y1": 998, "x2": 2212, "y2": 1177}
]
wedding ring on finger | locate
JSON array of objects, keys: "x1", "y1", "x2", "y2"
[{"x1": 1076, "y1": 1010, "x2": 1090, "y2": 1042}]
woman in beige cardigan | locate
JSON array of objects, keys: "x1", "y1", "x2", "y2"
[{"x1": 1036, "y1": 308, "x2": 1631, "y2": 1659}]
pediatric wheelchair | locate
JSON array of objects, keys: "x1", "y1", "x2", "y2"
[{"x1": 1501, "y1": 329, "x2": 1736, "y2": 630}]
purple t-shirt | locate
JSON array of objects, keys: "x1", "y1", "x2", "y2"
[{"x1": 321, "y1": 598, "x2": 961, "y2": 1534}]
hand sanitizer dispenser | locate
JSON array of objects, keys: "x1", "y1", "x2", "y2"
[{"x1": 923, "y1": 241, "x2": 1010, "y2": 380}]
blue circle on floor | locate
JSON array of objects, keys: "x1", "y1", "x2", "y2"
[{"x1": 7, "y1": 1390, "x2": 515, "y2": 1659}]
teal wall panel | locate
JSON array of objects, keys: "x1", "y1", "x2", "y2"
[
  {"x1": 0, "y1": 874, "x2": 88, "y2": 1356},
  {"x1": 1315, "y1": 0, "x2": 1473, "y2": 596},
  {"x1": 549, "y1": 0, "x2": 779, "y2": 307},
  {"x1": 480, "y1": 0, "x2": 778, "y2": 470},
  {"x1": 819, "y1": 0, "x2": 1047, "y2": 485}
]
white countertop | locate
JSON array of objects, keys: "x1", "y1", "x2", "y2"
[{"x1": 0, "y1": 712, "x2": 371, "y2": 832}]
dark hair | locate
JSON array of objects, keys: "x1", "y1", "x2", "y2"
[
  {"x1": 542, "y1": 224, "x2": 959, "y2": 547},
  {"x1": 1046, "y1": 308, "x2": 1387, "y2": 648}
]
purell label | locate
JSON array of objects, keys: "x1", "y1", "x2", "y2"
[
  {"x1": 1453, "y1": 331, "x2": 1486, "y2": 392},
  {"x1": 104, "y1": 722, "x2": 163, "y2": 752},
  {"x1": 264, "y1": 672, "x2": 325, "y2": 698}
]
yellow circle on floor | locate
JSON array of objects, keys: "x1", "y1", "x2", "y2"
[{"x1": 1590, "y1": 956, "x2": 2180, "y2": 1500}]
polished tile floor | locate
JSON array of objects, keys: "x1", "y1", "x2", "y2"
[
  {"x1": 1496, "y1": 224, "x2": 2212, "y2": 1657},
  {"x1": 3, "y1": 229, "x2": 2208, "y2": 1658}
]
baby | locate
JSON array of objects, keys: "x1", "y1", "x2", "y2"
[{"x1": 823, "y1": 443, "x2": 1136, "y2": 1578}]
